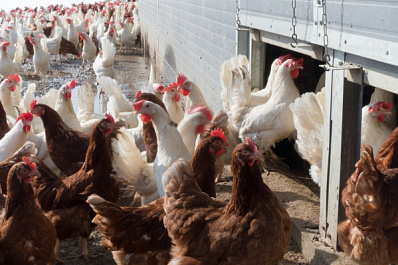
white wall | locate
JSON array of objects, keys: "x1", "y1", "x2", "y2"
[{"x1": 139, "y1": 0, "x2": 237, "y2": 110}]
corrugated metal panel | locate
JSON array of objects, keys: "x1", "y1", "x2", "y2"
[{"x1": 239, "y1": 0, "x2": 398, "y2": 67}]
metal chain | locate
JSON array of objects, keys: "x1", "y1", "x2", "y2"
[
  {"x1": 291, "y1": 0, "x2": 298, "y2": 48},
  {"x1": 236, "y1": 0, "x2": 241, "y2": 28},
  {"x1": 321, "y1": 0, "x2": 332, "y2": 66}
]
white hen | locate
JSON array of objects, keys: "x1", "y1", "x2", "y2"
[
  {"x1": 54, "y1": 79, "x2": 82, "y2": 131},
  {"x1": 93, "y1": 38, "x2": 116, "y2": 79}
]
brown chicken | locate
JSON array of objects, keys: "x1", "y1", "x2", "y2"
[
  {"x1": 0, "y1": 142, "x2": 37, "y2": 194},
  {"x1": 24, "y1": 36, "x2": 34, "y2": 58},
  {"x1": 31, "y1": 115, "x2": 121, "y2": 261},
  {"x1": 87, "y1": 128, "x2": 230, "y2": 265},
  {"x1": 0, "y1": 158, "x2": 57, "y2": 265},
  {"x1": 162, "y1": 138, "x2": 292, "y2": 264},
  {"x1": 338, "y1": 133, "x2": 398, "y2": 264},
  {"x1": 0, "y1": 100, "x2": 10, "y2": 140},
  {"x1": 134, "y1": 91, "x2": 169, "y2": 163},
  {"x1": 59, "y1": 37, "x2": 80, "y2": 59},
  {"x1": 30, "y1": 100, "x2": 90, "y2": 175}
]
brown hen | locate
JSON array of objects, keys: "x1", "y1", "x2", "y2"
[
  {"x1": 87, "y1": 129, "x2": 229, "y2": 265},
  {"x1": 162, "y1": 138, "x2": 291, "y2": 264},
  {"x1": 338, "y1": 143, "x2": 398, "y2": 265},
  {"x1": 30, "y1": 101, "x2": 90, "y2": 175},
  {"x1": 31, "y1": 115, "x2": 121, "y2": 261},
  {"x1": 0, "y1": 100, "x2": 10, "y2": 140},
  {"x1": 0, "y1": 159, "x2": 57, "y2": 265}
]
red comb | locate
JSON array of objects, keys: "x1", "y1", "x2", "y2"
[
  {"x1": 278, "y1": 54, "x2": 291, "y2": 64},
  {"x1": 369, "y1": 101, "x2": 392, "y2": 112},
  {"x1": 30, "y1": 100, "x2": 37, "y2": 110},
  {"x1": 78, "y1": 32, "x2": 82, "y2": 37},
  {"x1": 22, "y1": 156, "x2": 37, "y2": 171},
  {"x1": 65, "y1": 79, "x2": 77, "y2": 89},
  {"x1": 245, "y1": 137, "x2": 259, "y2": 153},
  {"x1": 210, "y1": 128, "x2": 227, "y2": 142},
  {"x1": 6, "y1": 74, "x2": 20, "y2": 83},
  {"x1": 38, "y1": 34, "x2": 43, "y2": 38},
  {"x1": 153, "y1": 84, "x2": 165, "y2": 94},
  {"x1": 104, "y1": 113, "x2": 115, "y2": 123},
  {"x1": 16, "y1": 112, "x2": 33, "y2": 123},
  {"x1": 132, "y1": 100, "x2": 145, "y2": 111},
  {"x1": 135, "y1": 90, "x2": 142, "y2": 99},
  {"x1": 286, "y1": 58, "x2": 304, "y2": 68},
  {"x1": 187, "y1": 104, "x2": 213, "y2": 121},
  {"x1": 176, "y1": 73, "x2": 188, "y2": 86},
  {"x1": 0, "y1": 41, "x2": 10, "y2": 47}
]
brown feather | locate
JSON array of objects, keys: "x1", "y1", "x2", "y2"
[{"x1": 0, "y1": 101, "x2": 10, "y2": 140}]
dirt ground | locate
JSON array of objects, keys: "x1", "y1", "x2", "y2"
[{"x1": 19, "y1": 45, "x2": 315, "y2": 265}]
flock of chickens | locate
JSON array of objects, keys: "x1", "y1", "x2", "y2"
[{"x1": 0, "y1": 1, "x2": 396, "y2": 265}]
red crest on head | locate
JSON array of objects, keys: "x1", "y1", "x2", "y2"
[
  {"x1": 278, "y1": 54, "x2": 291, "y2": 64},
  {"x1": 66, "y1": 79, "x2": 77, "y2": 89},
  {"x1": 165, "y1": 73, "x2": 188, "y2": 90},
  {"x1": 104, "y1": 113, "x2": 115, "y2": 123},
  {"x1": 153, "y1": 84, "x2": 165, "y2": 94},
  {"x1": 6, "y1": 74, "x2": 20, "y2": 83},
  {"x1": 210, "y1": 128, "x2": 227, "y2": 142},
  {"x1": 135, "y1": 90, "x2": 142, "y2": 99},
  {"x1": 16, "y1": 112, "x2": 33, "y2": 123},
  {"x1": 78, "y1": 32, "x2": 83, "y2": 37},
  {"x1": 30, "y1": 99, "x2": 37, "y2": 110},
  {"x1": 286, "y1": 58, "x2": 304, "y2": 68},
  {"x1": 22, "y1": 156, "x2": 37, "y2": 172},
  {"x1": 369, "y1": 101, "x2": 392, "y2": 113},
  {"x1": 187, "y1": 104, "x2": 213, "y2": 121},
  {"x1": 38, "y1": 34, "x2": 43, "y2": 38},
  {"x1": 245, "y1": 137, "x2": 259, "y2": 153}
]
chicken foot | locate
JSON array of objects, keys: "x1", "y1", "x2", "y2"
[{"x1": 54, "y1": 239, "x2": 66, "y2": 263}]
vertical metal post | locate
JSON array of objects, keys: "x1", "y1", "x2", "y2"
[
  {"x1": 251, "y1": 39, "x2": 265, "y2": 90},
  {"x1": 319, "y1": 50, "x2": 362, "y2": 248}
]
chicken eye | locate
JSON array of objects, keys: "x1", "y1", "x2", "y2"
[
  {"x1": 242, "y1": 150, "x2": 250, "y2": 155},
  {"x1": 20, "y1": 168, "x2": 29, "y2": 174}
]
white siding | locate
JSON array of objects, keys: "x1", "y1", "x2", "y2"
[{"x1": 140, "y1": 0, "x2": 237, "y2": 110}]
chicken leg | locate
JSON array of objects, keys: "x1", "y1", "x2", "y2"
[
  {"x1": 81, "y1": 237, "x2": 95, "y2": 260},
  {"x1": 54, "y1": 239, "x2": 66, "y2": 263}
]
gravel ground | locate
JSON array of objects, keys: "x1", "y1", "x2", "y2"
[{"x1": 18, "y1": 45, "x2": 311, "y2": 265}]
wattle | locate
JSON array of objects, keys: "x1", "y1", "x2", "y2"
[
  {"x1": 181, "y1": 88, "x2": 190, "y2": 96},
  {"x1": 140, "y1": 114, "x2": 151, "y2": 124},
  {"x1": 378, "y1": 114, "x2": 386, "y2": 122},
  {"x1": 10, "y1": 86, "x2": 16, "y2": 92},
  {"x1": 173, "y1": 94, "x2": 181, "y2": 102},
  {"x1": 23, "y1": 176, "x2": 34, "y2": 183},
  {"x1": 290, "y1": 68, "x2": 299, "y2": 79}
]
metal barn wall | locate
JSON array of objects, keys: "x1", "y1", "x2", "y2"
[{"x1": 139, "y1": 0, "x2": 237, "y2": 110}]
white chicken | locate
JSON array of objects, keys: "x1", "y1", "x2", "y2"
[
  {"x1": 101, "y1": 26, "x2": 117, "y2": 46},
  {"x1": 93, "y1": 38, "x2": 116, "y2": 79},
  {"x1": 111, "y1": 126, "x2": 158, "y2": 205},
  {"x1": 0, "y1": 74, "x2": 20, "y2": 119},
  {"x1": 66, "y1": 18, "x2": 79, "y2": 49},
  {"x1": 0, "y1": 41, "x2": 20, "y2": 78},
  {"x1": 369, "y1": 87, "x2": 396, "y2": 129},
  {"x1": 0, "y1": 112, "x2": 33, "y2": 162},
  {"x1": 133, "y1": 99, "x2": 191, "y2": 197},
  {"x1": 77, "y1": 83, "x2": 103, "y2": 133},
  {"x1": 162, "y1": 85, "x2": 184, "y2": 124},
  {"x1": 361, "y1": 101, "x2": 393, "y2": 155},
  {"x1": 39, "y1": 27, "x2": 63, "y2": 55},
  {"x1": 177, "y1": 104, "x2": 213, "y2": 156},
  {"x1": 97, "y1": 76, "x2": 138, "y2": 128},
  {"x1": 29, "y1": 35, "x2": 51, "y2": 80},
  {"x1": 79, "y1": 32, "x2": 97, "y2": 69},
  {"x1": 117, "y1": 22, "x2": 136, "y2": 52},
  {"x1": 54, "y1": 79, "x2": 82, "y2": 131},
  {"x1": 221, "y1": 57, "x2": 303, "y2": 155}
]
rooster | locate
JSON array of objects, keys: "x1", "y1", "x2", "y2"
[
  {"x1": 0, "y1": 158, "x2": 57, "y2": 265},
  {"x1": 338, "y1": 142, "x2": 398, "y2": 265},
  {"x1": 30, "y1": 100, "x2": 91, "y2": 175},
  {"x1": 162, "y1": 138, "x2": 291, "y2": 264},
  {"x1": 93, "y1": 38, "x2": 116, "y2": 79},
  {"x1": 54, "y1": 79, "x2": 82, "y2": 131},
  {"x1": 0, "y1": 112, "x2": 33, "y2": 162},
  {"x1": 79, "y1": 31, "x2": 97, "y2": 69},
  {"x1": 133, "y1": 99, "x2": 191, "y2": 197},
  {"x1": 29, "y1": 35, "x2": 51, "y2": 80},
  {"x1": 86, "y1": 128, "x2": 229, "y2": 265},
  {"x1": 0, "y1": 41, "x2": 20, "y2": 77},
  {"x1": 31, "y1": 115, "x2": 121, "y2": 261}
]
